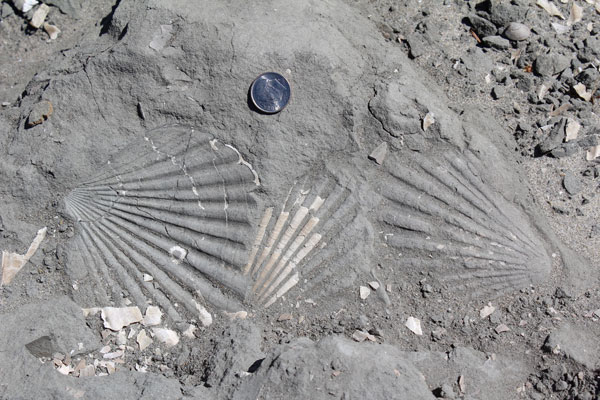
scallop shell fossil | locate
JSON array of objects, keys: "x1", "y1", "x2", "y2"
[
  {"x1": 65, "y1": 126, "x2": 260, "y2": 326},
  {"x1": 378, "y1": 149, "x2": 551, "y2": 297},
  {"x1": 244, "y1": 173, "x2": 366, "y2": 308}
]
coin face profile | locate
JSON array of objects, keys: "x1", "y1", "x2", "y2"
[{"x1": 250, "y1": 72, "x2": 291, "y2": 114}]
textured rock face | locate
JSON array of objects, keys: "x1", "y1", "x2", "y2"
[
  {"x1": 235, "y1": 336, "x2": 437, "y2": 400},
  {"x1": 2, "y1": 0, "x2": 570, "y2": 325}
]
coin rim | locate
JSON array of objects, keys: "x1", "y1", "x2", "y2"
[{"x1": 250, "y1": 71, "x2": 291, "y2": 114}]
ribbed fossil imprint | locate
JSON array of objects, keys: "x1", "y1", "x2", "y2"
[
  {"x1": 65, "y1": 126, "x2": 261, "y2": 325},
  {"x1": 378, "y1": 150, "x2": 551, "y2": 297}
]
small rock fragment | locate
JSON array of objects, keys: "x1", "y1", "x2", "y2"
[
  {"x1": 563, "y1": 172, "x2": 582, "y2": 195},
  {"x1": 422, "y1": 112, "x2": 435, "y2": 131},
  {"x1": 534, "y1": 54, "x2": 570, "y2": 77},
  {"x1": 142, "y1": 306, "x2": 162, "y2": 327},
  {"x1": 480, "y1": 304, "x2": 496, "y2": 319},
  {"x1": 1, "y1": 227, "x2": 47, "y2": 286},
  {"x1": 99, "y1": 345, "x2": 111, "y2": 354},
  {"x1": 565, "y1": 119, "x2": 580, "y2": 142},
  {"x1": 503, "y1": 22, "x2": 531, "y2": 41},
  {"x1": 43, "y1": 23, "x2": 60, "y2": 40},
  {"x1": 137, "y1": 329, "x2": 153, "y2": 351},
  {"x1": 491, "y1": 85, "x2": 505, "y2": 99},
  {"x1": 103, "y1": 350, "x2": 124, "y2": 359},
  {"x1": 11, "y1": 0, "x2": 38, "y2": 12},
  {"x1": 405, "y1": 317, "x2": 423, "y2": 336},
  {"x1": 30, "y1": 4, "x2": 50, "y2": 28},
  {"x1": 277, "y1": 313, "x2": 293, "y2": 321},
  {"x1": 368, "y1": 142, "x2": 388, "y2": 165},
  {"x1": 152, "y1": 328, "x2": 179, "y2": 347},
  {"x1": 573, "y1": 83, "x2": 592, "y2": 101},
  {"x1": 551, "y1": 22, "x2": 570, "y2": 34},
  {"x1": 79, "y1": 364, "x2": 95, "y2": 377},
  {"x1": 224, "y1": 310, "x2": 248, "y2": 320},
  {"x1": 182, "y1": 324, "x2": 197, "y2": 338},
  {"x1": 359, "y1": 286, "x2": 370, "y2": 300},
  {"x1": 567, "y1": 2, "x2": 583, "y2": 25},
  {"x1": 368, "y1": 281, "x2": 380, "y2": 290},
  {"x1": 482, "y1": 35, "x2": 510, "y2": 50},
  {"x1": 116, "y1": 330, "x2": 127, "y2": 346},
  {"x1": 352, "y1": 330, "x2": 376, "y2": 342},
  {"x1": 467, "y1": 14, "x2": 497, "y2": 37},
  {"x1": 495, "y1": 324, "x2": 511, "y2": 334},
  {"x1": 142, "y1": 274, "x2": 153, "y2": 282},
  {"x1": 101, "y1": 307, "x2": 143, "y2": 331},
  {"x1": 537, "y1": 0, "x2": 566, "y2": 19},
  {"x1": 26, "y1": 101, "x2": 53, "y2": 128},
  {"x1": 586, "y1": 145, "x2": 600, "y2": 161}
]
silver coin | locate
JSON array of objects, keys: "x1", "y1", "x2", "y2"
[{"x1": 250, "y1": 72, "x2": 291, "y2": 114}]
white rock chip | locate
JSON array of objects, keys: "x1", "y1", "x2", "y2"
[
  {"x1": 29, "y1": 4, "x2": 50, "y2": 29},
  {"x1": 537, "y1": 0, "x2": 566, "y2": 19},
  {"x1": 43, "y1": 23, "x2": 60, "y2": 40},
  {"x1": 183, "y1": 324, "x2": 197, "y2": 339},
  {"x1": 137, "y1": 329, "x2": 153, "y2": 351},
  {"x1": 368, "y1": 281, "x2": 380, "y2": 290},
  {"x1": 142, "y1": 306, "x2": 162, "y2": 327},
  {"x1": 78, "y1": 365, "x2": 95, "y2": 377},
  {"x1": 116, "y1": 330, "x2": 127, "y2": 346},
  {"x1": 101, "y1": 307, "x2": 143, "y2": 331},
  {"x1": 480, "y1": 304, "x2": 496, "y2": 319},
  {"x1": 573, "y1": 83, "x2": 592, "y2": 101},
  {"x1": 586, "y1": 145, "x2": 600, "y2": 161},
  {"x1": 11, "y1": 0, "x2": 38, "y2": 13},
  {"x1": 565, "y1": 118, "x2": 581, "y2": 142},
  {"x1": 422, "y1": 112, "x2": 435, "y2": 131},
  {"x1": 142, "y1": 274, "x2": 153, "y2": 282},
  {"x1": 1, "y1": 227, "x2": 47, "y2": 286},
  {"x1": 359, "y1": 286, "x2": 370, "y2": 300},
  {"x1": 405, "y1": 317, "x2": 423, "y2": 336},
  {"x1": 153, "y1": 328, "x2": 179, "y2": 347}
]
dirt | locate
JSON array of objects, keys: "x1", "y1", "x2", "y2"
[{"x1": 0, "y1": 0, "x2": 599, "y2": 399}]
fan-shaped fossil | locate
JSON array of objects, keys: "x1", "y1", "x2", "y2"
[
  {"x1": 244, "y1": 174, "x2": 364, "y2": 308},
  {"x1": 377, "y1": 150, "x2": 551, "y2": 296},
  {"x1": 65, "y1": 126, "x2": 261, "y2": 325}
]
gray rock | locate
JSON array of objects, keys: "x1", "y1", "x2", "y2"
[
  {"x1": 543, "y1": 324, "x2": 600, "y2": 369},
  {"x1": 467, "y1": 14, "x2": 497, "y2": 37},
  {"x1": 476, "y1": 0, "x2": 526, "y2": 27},
  {"x1": 534, "y1": 54, "x2": 571, "y2": 77},
  {"x1": 576, "y1": 68, "x2": 600, "y2": 87},
  {"x1": 368, "y1": 142, "x2": 388, "y2": 165},
  {"x1": 407, "y1": 33, "x2": 428, "y2": 58},
  {"x1": 577, "y1": 134, "x2": 599, "y2": 148},
  {"x1": 563, "y1": 172, "x2": 582, "y2": 195},
  {"x1": 402, "y1": 346, "x2": 527, "y2": 400},
  {"x1": 235, "y1": 336, "x2": 436, "y2": 400},
  {"x1": 503, "y1": 22, "x2": 531, "y2": 41},
  {"x1": 538, "y1": 119, "x2": 567, "y2": 154},
  {"x1": 491, "y1": 85, "x2": 506, "y2": 99},
  {"x1": 482, "y1": 35, "x2": 510, "y2": 50},
  {"x1": 551, "y1": 142, "x2": 578, "y2": 158}
]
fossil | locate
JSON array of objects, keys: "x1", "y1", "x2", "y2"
[
  {"x1": 65, "y1": 126, "x2": 261, "y2": 325},
  {"x1": 378, "y1": 150, "x2": 551, "y2": 297},
  {"x1": 245, "y1": 173, "x2": 363, "y2": 308}
]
